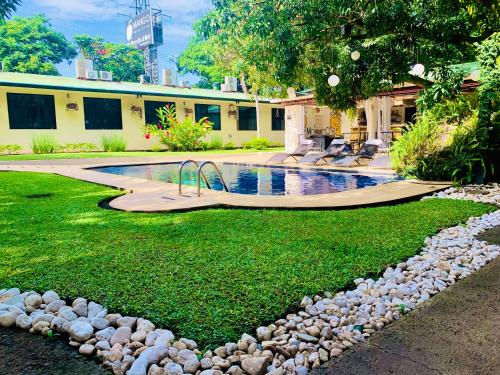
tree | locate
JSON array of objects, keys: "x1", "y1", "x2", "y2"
[
  {"x1": 0, "y1": 15, "x2": 76, "y2": 75},
  {"x1": 0, "y1": 0, "x2": 21, "y2": 22},
  {"x1": 181, "y1": 0, "x2": 499, "y2": 110},
  {"x1": 74, "y1": 35, "x2": 144, "y2": 82}
]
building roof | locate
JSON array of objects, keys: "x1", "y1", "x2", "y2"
[{"x1": 0, "y1": 72, "x2": 267, "y2": 103}]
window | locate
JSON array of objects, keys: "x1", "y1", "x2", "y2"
[
  {"x1": 7, "y1": 93, "x2": 56, "y2": 129},
  {"x1": 144, "y1": 100, "x2": 175, "y2": 125},
  {"x1": 84, "y1": 97, "x2": 122, "y2": 130},
  {"x1": 195, "y1": 104, "x2": 221, "y2": 130},
  {"x1": 272, "y1": 108, "x2": 285, "y2": 131},
  {"x1": 238, "y1": 106, "x2": 257, "y2": 130}
]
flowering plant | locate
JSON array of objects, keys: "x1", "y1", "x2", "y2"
[{"x1": 143, "y1": 105, "x2": 213, "y2": 151}]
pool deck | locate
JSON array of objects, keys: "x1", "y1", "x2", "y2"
[{"x1": 0, "y1": 152, "x2": 451, "y2": 212}]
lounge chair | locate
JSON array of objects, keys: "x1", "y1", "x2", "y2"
[
  {"x1": 330, "y1": 139, "x2": 382, "y2": 167},
  {"x1": 297, "y1": 139, "x2": 352, "y2": 165},
  {"x1": 266, "y1": 143, "x2": 313, "y2": 164}
]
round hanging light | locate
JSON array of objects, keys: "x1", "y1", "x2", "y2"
[
  {"x1": 328, "y1": 74, "x2": 340, "y2": 87},
  {"x1": 350, "y1": 50, "x2": 360, "y2": 61},
  {"x1": 411, "y1": 63, "x2": 425, "y2": 76}
]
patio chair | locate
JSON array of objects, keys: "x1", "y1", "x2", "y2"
[
  {"x1": 330, "y1": 139, "x2": 382, "y2": 167},
  {"x1": 297, "y1": 139, "x2": 352, "y2": 165},
  {"x1": 266, "y1": 142, "x2": 314, "y2": 164}
]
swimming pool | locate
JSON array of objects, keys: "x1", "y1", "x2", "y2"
[{"x1": 93, "y1": 163, "x2": 398, "y2": 196}]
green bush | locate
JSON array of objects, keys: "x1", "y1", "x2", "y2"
[
  {"x1": 208, "y1": 135, "x2": 223, "y2": 150},
  {"x1": 223, "y1": 141, "x2": 236, "y2": 150},
  {"x1": 31, "y1": 134, "x2": 60, "y2": 154},
  {"x1": 143, "y1": 105, "x2": 212, "y2": 151},
  {"x1": 63, "y1": 143, "x2": 98, "y2": 152},
  {"x1": 0, "y1": 144, "x2": 22, "y2": 155},
  {"x1": 242, "y1": 137, "x2": 272, "y2": 150},
  {"x1": 391, "y1": 97, "x2": 488, "y2": 184},
  {"x1": 101, "y1": 135, "x2": 127, "y2": 152}
]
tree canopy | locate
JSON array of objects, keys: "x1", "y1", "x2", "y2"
[
  {"x1": 0, "y1": 0, "x2": 21, "y2": 22},
  {"x1": 179, "y1": 0, "x2": 499, "y2": 109},
  {"x1": 0, "y1": 15, "x2": 76, "y2": 75},
  {"x1": 74, "y1": 35, "x2": 144, "y2": 82}
]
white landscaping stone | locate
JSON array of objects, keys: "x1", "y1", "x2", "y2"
[
  {"x1": 41, "y1": 291, "x2": 59, "y2": 305},
  {"x1": 68, "y1": 321, "x2": 94, "y2": 342}
]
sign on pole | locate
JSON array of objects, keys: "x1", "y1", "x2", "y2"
[{"x1": 126, "y1": 9, "x2": 155, "y2": 48}]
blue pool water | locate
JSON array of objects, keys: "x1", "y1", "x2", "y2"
[{"x1": 93, "y1": 163, "x2": 398, "y2": 196}]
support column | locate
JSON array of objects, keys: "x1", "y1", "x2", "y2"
[
  {"x1": 285, "y1": 105, "x2": 305, "y2": 153},
  {"x1": 363, "y1": 98, "x2": 379, "y2": 140}
]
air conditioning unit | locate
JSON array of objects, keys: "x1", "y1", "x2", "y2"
[
  {"x1": 220, "y1": 83, "x2": 230, "y2": 92},
  {"x1": 99, "y1": 71, "x2": 113, "y2": 81},
  {"x1": 224, "y1": 76, "x2": 238, "y2": 92},
  {"x1": 140, "y1": 74, "x2": 151, "y2": 84},
  {"x1": 162, "y1": 69, "x2": 173, "y2": 86},
  {"x1": 76, "y1": 59, "x2": 92, "y2": 79},
  {"x1": 85, "y1": 69, "x2": 99, "y2": 80},
  {"x1": 180, "y1": 81, "x2": 191, "y2": 88}
]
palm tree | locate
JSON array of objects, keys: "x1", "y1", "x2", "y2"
[{"x1": 0, "y1": 0, "x2": 21, "y2": 22}]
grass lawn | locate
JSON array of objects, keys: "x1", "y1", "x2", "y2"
[
  {"x1": 0, "y1": 148, "x2": 283, "y2": 161},
  {"x1": 0, "y1": 172, "x2": 494, "y2": 348}
]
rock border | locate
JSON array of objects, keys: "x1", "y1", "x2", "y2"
[{"x1": 1, "y1": 185, "x2": 499, "y2": 375}]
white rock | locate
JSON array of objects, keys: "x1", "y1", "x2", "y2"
[
  {"x1": 164, "y1": 362, "x2": 184, "y2": 375},
  {"x1": 41, "y1": 291, "x2": 59, "y2": 304},
  {"x1": 16, "y1": 314, "x2": 32, "y2": 329},
  {"x1": 110, "y1": 326, "x2": 132, "y2": 346},
  {"x1": 68, "y1": 321, "x2": 94, "y2": 342},
  {"x1": 241, "y1": 357, "x2": 269, "y2": 375}
]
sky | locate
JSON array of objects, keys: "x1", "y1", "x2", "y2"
[{"x1": 14, "y1": 0, "x2": 213, "y2": 84}]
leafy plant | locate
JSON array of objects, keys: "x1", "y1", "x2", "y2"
[
  {"x1": 223, "y1": 141, "x2": 236, "y2": 150},
  {"x1": 143, "y1": 105, "x2": 212, "y2": 151},
  {"x1": 0, "y1": 144, "x2": 22, "y2": 154},
  {"x1": 101, "y1": 135, "x2": 127, "y2": 152},
  {"x1": 208, "y1": 135, "x2": 223, "y2": 150},
  {"x1": 30, "y1": 134, "x2": 60, "y2": 154},
  {"x1": 242, "y1": 137, "x2": 272, "y2": 150},
  {"x1": 63, "y1": 143, "x2": 98, "y2": 153}
]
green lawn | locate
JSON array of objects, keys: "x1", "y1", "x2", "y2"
[
  {"x1": 0, "y1": 172, "x2": 494, "y2": 348},
  {"x1": 0, "y1": 148, "x2": 283, "y2": 161}
]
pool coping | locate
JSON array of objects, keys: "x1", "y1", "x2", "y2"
[{"x1": 0, "y1": 152, "x2": 451, "y2": 212}]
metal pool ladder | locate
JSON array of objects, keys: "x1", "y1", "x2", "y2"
[
  {"x1": 178, "y1": 160, "x2": 211, "y2": 195},
  {"x1": 197, "y1": 161, "x2": 229, "y2": 197}
]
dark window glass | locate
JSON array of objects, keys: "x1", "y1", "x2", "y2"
[
  {"x1": 7, "y1": 93, "x2": 56, "y2": 129},
  {"x1": 84, "y1": 97, "x2": 122, "y2": 130},
  {"x1": 238, "y1": 106, "x2": 257, "y2": 130},
  {"x1": 195, "y1": 104, "x2": 221, "y2": 130},
  {"x1": 272, "y1": 108, "x2": 285, "y2": 131},
  {"x1": 144, "y1": 100, "x2": 175, "y2": 125}
]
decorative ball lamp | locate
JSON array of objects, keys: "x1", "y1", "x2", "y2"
[
  {"x1": 328, "y1": 74, "x2": 340, "y2": 87},
  {"x1": 411, "y1": 63, "x2": 425, "y2": 76},
  {"x1": 350, "y1": 50, "x2": 360, "y2": 61}
]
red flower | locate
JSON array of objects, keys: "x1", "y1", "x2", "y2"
[
  {"x1": 145, "y1": 133, "x2": 150, "y2": 140},
  {"x1": 97, "y1": 49, "x2": 107, "y2": 55}
]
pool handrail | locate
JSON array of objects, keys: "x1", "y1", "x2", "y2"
[
  {"x1": 178, "y1": 160, "x2": 211, "y2": 195},
  {"x1": 197, "y1": 161, "x2": 229, "y2": 197}
]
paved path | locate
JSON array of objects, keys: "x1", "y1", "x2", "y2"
[{"x1": 315, "y1": 226, "x2": 500, "y2": 375}]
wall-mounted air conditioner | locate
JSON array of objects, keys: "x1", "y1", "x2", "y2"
[
  {"x1": 224, "y1": 76, "x2": 238, "y2": 92},
  {"x1": 140, "y1": 74, "x2": 151, "y2": 84},
  {"x1": 85, "y1": 69, "x2": 99, "y2": 80},
  {"x1": 99, "y1": 71, "x2": 113, "y2": 81},
  {"x1": 76, "y1": 59, "x2": 92, "y2": 79},
  {"x1": 180, "y1": 81, "x2": 191, "y2": 88},
  {"x1": 162, "y1": 69, "x2": 173, "y2": 86}
]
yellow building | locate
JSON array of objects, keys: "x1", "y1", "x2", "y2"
[{"x1": 0, "y1": 72, "x2": 285, "y2": 151}]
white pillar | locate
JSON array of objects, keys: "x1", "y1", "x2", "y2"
[
  {"x1": 285, "y1": 105, "x2": 305, "y2": 153},
  {"x1": 363, "y1": 98, "x2": 379, "y2": 140}
]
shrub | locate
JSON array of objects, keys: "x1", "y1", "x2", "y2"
[
  {"x1": 223, "y1": 141, "x2": 236, "y2": 150},
  {"x1": 31, "y1": 134, "x2": 60, "y2": 154},
  {"x1": 102, "y1": 135, "x2": 127, "y2": 152},
  {"x1": 208, "y1": 135, "x2": 223, "y2": 150},
  {"x1": 143, "y1": 105, "x2": 212, "y2": 151},
  {"x1": 0, "y1": 144, "x2": 22, "y2": 154},
  {"x1": 63, "y1": 143, "x2": 98, "y2": 152},
  {"x1": 242, "y1": 137, "x2": 272, "y2": 150},
  {"x1": 391, "y1": 97, "x2": 488, "y2": 184},
  {"x1": 150, "y1": 144, "x2": 165, "y2": 152}
]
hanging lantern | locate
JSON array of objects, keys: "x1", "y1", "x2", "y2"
[
  {"x1": 350, "y1": 51, "x2": 360, "y2": 61},
  {"x1": 328, "y1": 74, "x2": 340, "y2": 87},
  {"x1": 411, "y1": 63, "x2": 425, "y2": 76}
]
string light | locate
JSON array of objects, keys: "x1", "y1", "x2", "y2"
[{"x1": 328, "y1": 74, "x2": 340, "y2": 87}]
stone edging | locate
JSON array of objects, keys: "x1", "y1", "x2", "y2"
[{"x1": 1, "y1": 185, "x2": 499, "y2": 375}]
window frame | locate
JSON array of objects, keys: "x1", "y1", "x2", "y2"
[
  {"x1": 7, "y1": 92, "x2": 57, "y2": 130},
  {"x1": 195, "y1": 104, "x2": 221, "y2": 131},
  {"x1": 144, "y1": 100, "x2": 176, "y2": 125},
  {"x1": 83, "y1": 97, "x2": 123, "y2": 130},
  {"x1": 237, "y1": 106, "x2": 257, "y2": 131}
]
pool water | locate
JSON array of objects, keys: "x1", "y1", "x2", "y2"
[{"x1": 93, "y1": 163, "x2": 398, "y2": 196}]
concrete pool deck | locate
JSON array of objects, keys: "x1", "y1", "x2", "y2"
[{"x1": 0, "y1": 152, "x2": 451, "y2": 212}]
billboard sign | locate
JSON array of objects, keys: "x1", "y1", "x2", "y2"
[{"x1": 126, "y1": 9, "x2": 154, "y2": 48}]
